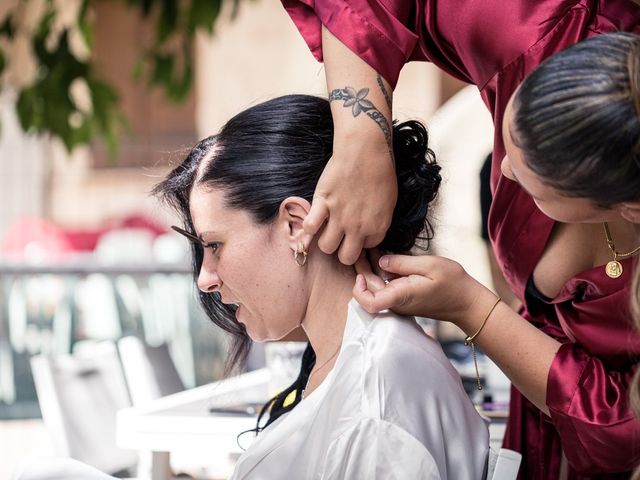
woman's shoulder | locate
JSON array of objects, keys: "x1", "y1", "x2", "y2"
[
  {"x1": 346, "y1": 303, "x2": 489, "y2": 476},
  {"x1": 349, "y1": 301, "x2": 461, "y2": 387}
]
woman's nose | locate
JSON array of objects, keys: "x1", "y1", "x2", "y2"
[
  {"x1": 500, "y1": 154, "x2": 516, "y2": 181},
  {"x1": 197, "y1": 257, "x2": 221, "y2": 293}
]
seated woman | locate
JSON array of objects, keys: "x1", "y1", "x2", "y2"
[{"x1": 156, "y1": 94, "x2": 489, "y2": 479}]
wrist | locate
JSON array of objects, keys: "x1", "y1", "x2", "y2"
[
  {"x1": 332, "y1": 116, "x2": 391, "y2": 142},
  {"x1": 332, "y1": 128, "x2": 393, "y2": 165},
  {"x1": 456, "y1": 285, "x2": 500, "y2": 336},
  {"x1": 329, "y1": 93, "x2": 392, "y2": 145}
]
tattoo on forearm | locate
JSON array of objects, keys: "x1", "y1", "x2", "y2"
[
  {"x1": 376, "y1": 74, "x2": 392, "y2": 111},
  {"x1": 329, "y1": 86, "x2": 393, "y2": 157}
]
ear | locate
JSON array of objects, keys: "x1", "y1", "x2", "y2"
[
  {"x1": 618, "y1": 201, "x2": 640, "y2": 224},
  {"x1": 277, "y1": 197, "x2": 314, "y2": 251}
]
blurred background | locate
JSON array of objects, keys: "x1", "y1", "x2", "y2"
[{"x1": 0, "y1": 0, "x2": 507, "y2": 478}]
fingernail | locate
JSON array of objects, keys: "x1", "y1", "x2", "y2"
[{"x1": 379, "y1": 256, "x2": 389, "y2": 268}]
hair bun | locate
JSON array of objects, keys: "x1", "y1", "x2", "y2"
[{"x1": 380, "y1": 120, "x2": 441, "y2": 253}]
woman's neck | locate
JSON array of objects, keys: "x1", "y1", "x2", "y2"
[{"x1": 300, "y1": 258, "x2": 355, "y2": 365}]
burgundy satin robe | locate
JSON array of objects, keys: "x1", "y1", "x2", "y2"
[{"x1": 281, "y1": 1, "x2": 640, "y2": 478}]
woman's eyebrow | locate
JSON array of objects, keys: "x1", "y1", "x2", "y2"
[{"x1": 199, "y1": 230, "x2": 221, "y2": 240}]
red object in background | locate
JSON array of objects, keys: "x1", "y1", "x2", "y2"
[
  {"x1": 1, "y1": 218, "x2": 76, "y2": 261},
  {"x1": 107, "y1": 214, "x2": 167, "y2": 238},
  {"x1": 62, "y1": 229, "x2": 106, "y2": 252},
  {"x1": 1, "y1": 214, "x2": 168, "y2": 260}
]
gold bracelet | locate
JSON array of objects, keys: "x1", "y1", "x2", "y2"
[{"x1": 464, "y1": 296, "x2": 501, "y2": 390}]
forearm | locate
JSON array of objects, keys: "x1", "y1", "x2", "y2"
[
  {"x1": 458, "y1": 288, "x2": 561, "y2": 416},
  {"x1": 322, "y1": 25, "x2": 393, "y2": 155}
]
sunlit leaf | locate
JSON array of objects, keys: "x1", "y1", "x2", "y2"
[{"x1": 132, "y1": 58, "x2": 145, "y2": 81}]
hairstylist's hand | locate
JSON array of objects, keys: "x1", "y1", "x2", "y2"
[
  {"x1": 353, "y1": 254, "x2": 496, "y2": 325},
  {"x1": 305, "y1": 144, "x2": 397, "y2": 266},
  {"x1": 354, "y1": 248, "x2": 395, "y2": 282}
]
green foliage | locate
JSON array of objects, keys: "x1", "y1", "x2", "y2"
[
  {"x1": 0, "y1": 0, "x2": 240, "y2": 157},
  {"x1": 14, "y1": 6, "x2": 123, "y2": 154},
  {"x1": 128, "y1": 0, "x2": 234, "y2": 102},
  {"x1": 188, "y1": 0, "x2": 223, "y2": 34}
]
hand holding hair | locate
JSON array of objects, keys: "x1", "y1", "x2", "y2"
[{"x1": 304, "y1": 143, "x2": 397, "y2": 265}]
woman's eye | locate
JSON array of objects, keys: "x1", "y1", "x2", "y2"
[{"x1": 204, "y1": 242, "x2": 220, "y2": 253}]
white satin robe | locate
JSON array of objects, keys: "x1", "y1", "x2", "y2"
[{"x1": 231, "y1": 299, "x2": 490, "y2": 480}]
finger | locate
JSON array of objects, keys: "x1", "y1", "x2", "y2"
[
  {"x1": 353, "y1": 274, "x2": 387, "y2": 313},
  {"x1": 365, "y1": 248, "x2": 396, "y2": 280},
  {"x1": 337, "y1": 234, "x2": 365, "y2": 266},
  {"x1": 362, "y1": 271, "x2": 386, "y2": 292},
  {"x1": 378, "y1": 254, "x2": 437, "y2": 277},
  {"x1": 317, "y1": 219, "x2": 344, "y2": 254},
  {"x1": 354, "y1": 253, "x2": 373, "y2": 276},
  {"x1": 353, "y1": 274, "x2": 409, "y2": 314},
  {"x1": 363, "y1": 231, "x2": 386, "y2": 249},
  {"x1": 303, "y1": 199, "x2": 329, "y2": 236}
]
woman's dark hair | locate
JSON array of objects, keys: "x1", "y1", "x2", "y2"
[
  {"x1": 154, "y1": 94, "x2": 440, "y2": 432},
  {"x1": 512, "y1": 32, "x2": 640, "y2": 207}
]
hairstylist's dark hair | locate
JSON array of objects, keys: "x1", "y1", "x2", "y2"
[
  {"x1": 154, "y1": 94, "x2": 440, "y2": 431},
  {"x1": 512, "y1": 32, "x2": 640, "y2": 207}
]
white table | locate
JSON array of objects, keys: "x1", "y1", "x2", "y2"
[{"x1": 116, "y1": 369, "x2": 270, "y2": 480}]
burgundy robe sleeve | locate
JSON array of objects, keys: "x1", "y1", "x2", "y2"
[
  {"x1": 547, "y1": 344, "x2": 640, "y2": 473},
  {"x1": 545, "y1": 281, "x2": 640, "y2": 474},
  {"x1": 281, "y1": 0, "x2": 419, "y2": 88}
]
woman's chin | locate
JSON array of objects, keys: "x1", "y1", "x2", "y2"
[
  {"x1": 247, "y1": 330, "x2": 279, "y2": 343},
  {"x1": 246, "y1": 331, "x2": 268, "y2": 343},
  {"x1": 246, "y1": 328, "x2": 288, "y2": 343}
]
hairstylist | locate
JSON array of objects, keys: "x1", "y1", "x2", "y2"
[
  {"x1": 281, "y1": 1, "x2": 640, "y2": 478},
  {"x1": 356, "y1": 34, "x2": 640, "y2": 479}
]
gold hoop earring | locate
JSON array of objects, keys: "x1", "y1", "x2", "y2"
[{"x1": 294, "y1": 242, "x2": 308, "y2": 267}]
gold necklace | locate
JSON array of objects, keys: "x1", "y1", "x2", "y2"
[
  {"x1": 301, "y1": 344, "x2": 341, "y2": 400},
  {"x1": 603, "y1": 222, "x2": 640, "y2": 278}
]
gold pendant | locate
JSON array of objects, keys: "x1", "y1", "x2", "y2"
[{"x1": 605, "y1": 260, "x2": 623, "y2": 279}]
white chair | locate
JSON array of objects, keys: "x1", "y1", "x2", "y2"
[
  {"x1": 117, "y1": 336, "x2": 231, "y2": 479},
  {"x1": 30, "y1": 343, "x2": 138, "y2": 476},
  {"x1": 116, "y1": 336, "x2": 184, "y2": 407}
]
